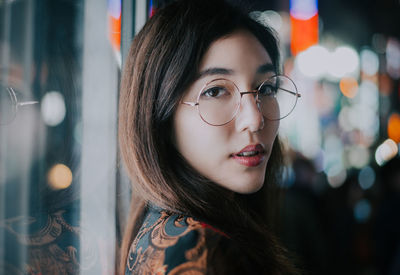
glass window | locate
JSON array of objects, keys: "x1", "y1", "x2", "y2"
[{"x1": 0, "y1": 0, "x2": 140, "y2": 274}]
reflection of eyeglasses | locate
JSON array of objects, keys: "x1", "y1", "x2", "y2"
[
  {"x1": 181, "y1": 75, "x2": 301, "y2": 126},
  {"x1": 0, "y1": 86, "x2": 38, "y2": 125}
]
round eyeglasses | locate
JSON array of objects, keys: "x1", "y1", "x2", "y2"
[
  {"x1": 181, "y1": 75, "x2": 301, "y2": 126},
  {"x1": 0, "y1": 85, "x2": 38, "y2": 125}
]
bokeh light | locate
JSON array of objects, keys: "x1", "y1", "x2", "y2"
[
  {"x1": 347, "y1": 145, "x2": 370, "y2": 169},
  {"x1": 327, "y1": 165, "x2": 347, "y2": 188},
  {"x1": 358, "y1": 80, "x2": 379, "y2": 110},
  {"x1": 290, "y1": 0, "x2": 318, "y2": 20},
  {"x1": 324, "y1": 134, "x2": 347, "y2": 188},
  {"x1": 360, "y1": 48, "x2": 379, "y2": 76},
  {"x1": 387, "y1": 113, "x2": 400, "y2": 143},
  {"x1": 338, "y1": 106, "x2": 353, "y2": 132},
  {"x1": 295, "y1": 45, "x2": 360, "y2": 81},
  {"x1": 375, "y1": 139, "x2": 398, "y2": 166},
  {"x1": 339, "y1": 77, "x2": 358, "y2": 98},
  {"x1": 358, "y1": 166, "x2": 375, "y2": 190},
  {"x1": 263, "y1": 10, "x2": 283, "y2": 31},
  {"x1": 386, "y1": 38, "x2": 400, "y2": 79},
  {"x1": 295, "y1": 45, "x2": 329, "y2": 78},
  {"x1": 354, "y1": 199, "x2": 371, "y2": 223},
  {"x1": 41, "y1": 91, "x2": 66, "y2": 126},
  {"x1": 250, "y1": 10, "x2": 283, "y2": 32},
  {"x1": 47, "y1": 163, "x2": 73, "y2": 190},
  {"x1": 346, "y1": 104, "x2": 376, "y2": 135},
  {"x1": 327, "y1": 46, "x2": 359, "y2": 79}
]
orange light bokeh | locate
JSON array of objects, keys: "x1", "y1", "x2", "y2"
[
  {"x1": 109, "y1": 14, "x2": 121, "y2": 52},
  {"x1": 379, "y1": 73, "x2": 394, "y2": 96},
  {"x1": 340, "y1": 77, "x2": 359, "y2": 98},
  {"x1": 47, "y1": 164, "x2": 73, "y2": 190},
  {"x1": 388, "y1": 113, "x2": 400, "y2": 143}
]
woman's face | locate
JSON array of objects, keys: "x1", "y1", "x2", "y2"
[{"x1": 173, "y1": 29, "x2": 279, "y2": 194}]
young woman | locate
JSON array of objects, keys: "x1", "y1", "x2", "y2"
[{"x1": 118, "y1": 0, "x2": 301, "y2": 274}]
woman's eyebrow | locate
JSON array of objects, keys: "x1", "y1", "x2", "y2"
[
  {"x1": 196, "y1": 67, "x2": 234, "y2": 80},
  {"x1": 257, "y1": 63, "x2": 275, "y2": 74},
  {"x1": 196, "y1": 63, "x2": 275, "y2": 80}
]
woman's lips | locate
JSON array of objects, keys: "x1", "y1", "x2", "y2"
[{"x1": 231, "y1": 144, "x2": 266, "y2": 167}]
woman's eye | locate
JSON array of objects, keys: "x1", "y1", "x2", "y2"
[
  {"x1": 258, "y1": 83, "x2": 277, "y2": 97},
  {"x1": 202, "y1": 86, "x2": 227, "y2": 98}
]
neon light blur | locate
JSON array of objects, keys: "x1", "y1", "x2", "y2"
[
  {"x1": 388, "y1": 113, "x2": 400, "y2": 143},
  {"x1": 290, "y1": 0, "x2": 319, "y2": 55},
  {"x1": 149, "y1": 0, "x2": 156, "y2": 18},
  {"x1": 290, "y1": 0, "x2": 318, "y2": 20},
  {"x1": 108, "y1": 0, "x2": 121, "y2": 53}
]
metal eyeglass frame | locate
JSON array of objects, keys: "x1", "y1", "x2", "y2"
[
  {"x1": 181, "y1": 75, "x2": 301, "y2": 126},
  {"x1": 0, "y1": 86, "x2": 38, "y2": 125}
]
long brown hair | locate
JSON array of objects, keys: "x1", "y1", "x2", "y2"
[{"x1": 118, "y1": 0, "x2": 298, "y2": 274}]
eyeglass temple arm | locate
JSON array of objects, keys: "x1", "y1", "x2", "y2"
[
  {"x1": 280, "y1": 87, "x2": 301, "y2": 98},
  {"x1": 242, "y1": 87, "x2": 302, "y2": 98},
  {"x1": 17, "y1": 101, "x2": 39, "y2": 107},
  {"x1": 244, "y1": 88, "x2": 302, "y2": 98},
  {"x1": 7, "y1": 87, "x2": 39, "y2": 107}
]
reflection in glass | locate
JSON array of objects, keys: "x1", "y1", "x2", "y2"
[{"x1": 0, "y1": 85, "x2": 38, "y2": 125}]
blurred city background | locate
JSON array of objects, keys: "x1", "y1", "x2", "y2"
[{"x1": 0, "y1": 0, "x2": 399, "y2": 274}]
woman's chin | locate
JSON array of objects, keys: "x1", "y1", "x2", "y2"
[{"x1": 220, "y1": 178, "x2": 265, "y2": 194}]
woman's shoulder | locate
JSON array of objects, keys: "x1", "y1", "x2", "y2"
[{"x1": 125, "y1": 206, "x2": 225, "y2": 275}]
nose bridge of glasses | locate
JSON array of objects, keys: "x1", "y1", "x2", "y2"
[
  {"x1": 240, "y1": 90, "x2": 259, "y2": 107},
  {"x1": 240, "y1": 90, "x2": 262, "y2": 121},
  {"x1": 235, "y1": 89, "x2": 264, "y2": 131},
  {"x1": 240, "y1": 90, "x2": 258, "y2": 98}
]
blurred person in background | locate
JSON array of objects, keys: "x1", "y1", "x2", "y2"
[{"x1": 118, "y1": 0, "x2": 301, "y2": 274}]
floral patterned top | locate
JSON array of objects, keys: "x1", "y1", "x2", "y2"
[{"x1": 125, "y1": 206, "x2": 226, "y2": 275}]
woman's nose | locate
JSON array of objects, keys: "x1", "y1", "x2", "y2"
[{"x1": 235, "y1": 93, "x2": 264, "y2": 132}]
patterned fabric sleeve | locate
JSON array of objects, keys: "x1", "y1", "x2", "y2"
[{"x1": 125, "y1": 207, "x2": 222, "y2": 275}]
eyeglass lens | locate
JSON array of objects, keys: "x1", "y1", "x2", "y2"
[
  {"x1": 197, "y1": 75, "x2": 298, "y2": 126},
  {"x1": 258, "y1": 75, "x2": 298, "y2": 121},
  {"x1": 198, "y1": 79, "x2": 241, "y2": 126}
]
